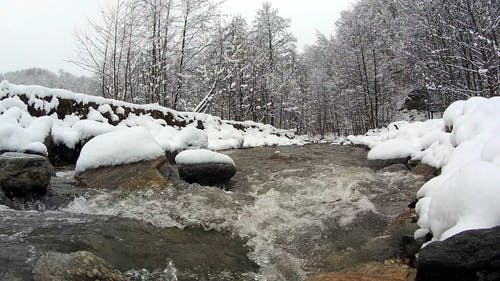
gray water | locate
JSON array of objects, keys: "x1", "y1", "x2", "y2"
[{"x1": 0, "y1": 144, "x2": 424, "y2": 281}]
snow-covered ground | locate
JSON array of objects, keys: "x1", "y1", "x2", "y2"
[
  {"x1": 348, "y1": 96, "x2": 500, "y2": 242},
  {"x1": 0, "y1": 80, "x2": 306, "y2": 168}
]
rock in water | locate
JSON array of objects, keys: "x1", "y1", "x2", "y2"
[
  {"x1": 76, "y1": 156, "x2": 169, "y2": 189},
  {"x1": 175, "y1": 149, "x2": 236, "y2": 186},
  {"x1": 380, "y1": 164, "x2": 409, "y2": 173},
  {"x1": 411, "y1": 163, "x2": 437, "y2": 180},
  {"x1": 0, "y1": 152, "x2": 51, "y2": 197},
  {"x1": 368, "y1": 157, "x2": 410, "y2": 170},
  {"x1": 417, "y1": 226, "x2": 500, "y2": 281},
  {"x1": 177, "y1": 163, "x2": 237, "y2": 186},
  {"x1": 33, "y1": 251, "x2": 127, "y2": 281}
]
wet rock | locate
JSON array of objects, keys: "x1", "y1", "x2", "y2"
[
  {"x1": 165, "y1": 149, "x2": 179, "y2": 164},
  {"x1": 76, "y1": 156, "x2": 168, "y2": 189},
  {"x1": 411, "y1": 163, "x2": 437, "y2": 180},
  {"x1": 368, "y1": 157, "x2": 410, "y2": 170},
  {"x1": 176, "y1": 149, "x2": 237, "y2": 186},
  {"x1": 270, "y1": 150, "x2": 294, "y2": 160},
  {"x1": 309, "y1": 260, "x2": 416, "y2": 281},
  {"x1": 178, "y1": 162, "x2": 236, "y2": 186},
  {"x1": 417, "y1": 226, "x2": 500, "y2": 281},
  {"x1": 0, "y1": 189, "x2": 13, "y2": 207},
  {"x1": 47, "y1": 139, "x2": 87, "y2": 166},
  {"x1": 159, "y1": 161, "x2": 180, "y2": 180},
  {"x1": 380, "y1": 164, "x2": 409, "y2": 173},
  {"x1": 33, "y1": 251, "x2": 127, "y2": 281},
  {"x1": 0, "y1": 152, "x2": 51, "y2": 197}
]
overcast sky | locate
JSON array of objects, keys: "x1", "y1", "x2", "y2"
[{"x1": 0, "y1": 0, "x2": 353, "y2": 76}]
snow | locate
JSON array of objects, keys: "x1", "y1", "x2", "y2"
[
  {"x1": 52, "y1": 119, "x2": 117, "y2": 149},
  {"x1": 22, "y1": 142, "x2": 48, "y2": 156},
  {"x1": 75, "y1": 127, "x2": 165, "y2": 173},
  {"x1": 350, "y1": 97, "x2": 500, "y2": 242},
  {"x1": 0, "y1": 107, "x2": 52, "y2": 153},
  {"x1": 175, "y1": 149, "x2": 235, "y2": 166},
  {"x1": 87, "y1": 107, "x2": 109, "y2": 123},
  {"x1": 0, "y1": 80, "x2": 303, "y2": 158},
  {"x1": 174, "y1": 126, "x2": 209, "y2": 150},
  {"x1": 349, "y1": 119, "x2": 449, "y2": 166},
  {"x1": 0, "y1": 96, "x2": 28, "y2": 113}
]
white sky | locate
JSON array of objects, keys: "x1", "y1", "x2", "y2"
[{"x1": 0, "y1": 0, "x2": 353, "y2": 76}]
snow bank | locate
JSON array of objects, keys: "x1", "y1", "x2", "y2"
[
  {"x1": 0, "y1": 107, "x2": 52, "y2": 155},
  {"x1": 175, "y1": 149, "x2": 235, "y2": 165},
  {"x1": 75, "y1": 127, "x2": 165, "y2": 173},
  {"x1": 349, "y1": 96, "x2": 500, "y2": 242},
  {"x1": 348, "y1": 119, "x2": 449, "y2": 166},
  {"x1": 0, "y1": 80, "x2": 304, "y2": 158}
]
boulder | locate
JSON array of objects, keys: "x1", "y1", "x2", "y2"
[
  {"x1": 380, "y1": 164, "x2": 409, "y2": 173},
  {"x1": 177, "y1": 163, "x2": 237, "y2": 186},
  {"x1": 175, "y1": 149, "x2": 236, "y2": 186},
  {"x1": 76, "y1": 156, "x2": 168, "y2": 189},
  {"x1": 33, "y1": 251, "x2": 127, "y2": 281},
  {"x1": 0, "y1": 152, "x2": 51, "y2": 197},
  {"x1": 368, "y1": 157, "x2": 410, "y2": 170},
  {"x1": 309, "y1": 260, "x2": 416, "y2": 281},
  {"x1": 411, "y1": 163, "x2": 437, "y2": 180},
  {"x1": 417, "y1": 226, "x2": 500, "y2": 281}
]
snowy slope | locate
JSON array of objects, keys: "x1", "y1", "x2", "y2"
[
  {"x1": 348, "y1": 96, "x2": 500, "y2": 242},
  {"x1": 0, "y1": 80, "x2": 305, "y2": 164}
]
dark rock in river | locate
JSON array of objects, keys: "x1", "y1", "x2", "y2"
[
  {"x1": 412, "y1": 163, "x2": 437, "y2": 180},
  {"x1": 417, "y1": 226, "x2": 500, "y2": 281},
  {"x1": 47, "y1": 139, "x2": 87, "y2": 166},
  {"x1": 178, "y1": 162, "x2": 236, "y2": 186},
  {"x1": 76, "y1": 156, "x2": 169, "y2": 189},
  {"x1": 0, "y1": 152, "x2": 51, "y2": 197},
  {"x1": 368, "y1": 157, "x2": 410, "y2": 170},
  {"x1": 380, "y1": 164, "x2": 409, "y2": 173},
  {"x1": 33, "y1": 251, "x2": 127, "y2": 281}
]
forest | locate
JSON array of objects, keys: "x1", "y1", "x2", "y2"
[{"x1": 7, "y1": 0, "x2": 499, "y2": 136}]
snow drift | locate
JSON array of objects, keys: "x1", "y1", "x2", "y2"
[
  {"x1": 349, "y1": 96, "x2": 500, "y2": 242},
  {"x1": 0, "y1": 80, "x2": 305, "y2": 166}
]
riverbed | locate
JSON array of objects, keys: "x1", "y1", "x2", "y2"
[{"x1": 0, "y1": 144, "x2": 424, "y2": 281}]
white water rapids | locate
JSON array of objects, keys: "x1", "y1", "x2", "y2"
[{"x1": 0, "y1": 145, "x2": 424, "y2": 281}]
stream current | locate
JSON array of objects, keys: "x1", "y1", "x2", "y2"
[{"x1": 0, "y1": 144, "x2": 424, "y2": 281}]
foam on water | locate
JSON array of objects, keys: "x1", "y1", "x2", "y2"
[{"x1": 63, "y1": 162, "x2": 384, "y2": 280}]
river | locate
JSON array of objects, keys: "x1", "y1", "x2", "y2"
[{"x1": 0, "y1": 144, "x2": 424, "y2": 281}]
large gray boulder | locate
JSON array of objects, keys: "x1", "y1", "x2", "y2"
[
  {"x1": 175, "y1": 149, "x2": 236, "y2": 186},
  {"x1": 33, "y1": 251, "x2": 127, "y2": 281},
  {"x1": 0, "y1": 152, "x2": 51, "y2": 197},
  {"x1": 417, "y1": 226, "x2": 500, "y2": 281}
]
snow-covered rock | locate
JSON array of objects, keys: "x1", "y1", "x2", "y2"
[
  {"x1": 175, "y1": 149, "x2": 235, "y2": 165},
  {"x1": 175, "y1": 149, "x2": 236, "y2": 186},
  {"x1": 75, "y1": 127, "x2": 164, "y2": 173},
  {"x1": 350, "y1": 96, "x2": 500, "y2": 242}
]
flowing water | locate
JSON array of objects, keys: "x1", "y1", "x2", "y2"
[{"x1": 0, "y1": 144, "x2": 424, "y2": 281}]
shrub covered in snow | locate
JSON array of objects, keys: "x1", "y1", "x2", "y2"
[{"x1": 349, "y1": 96, "x2": 500, "y2": 242}]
